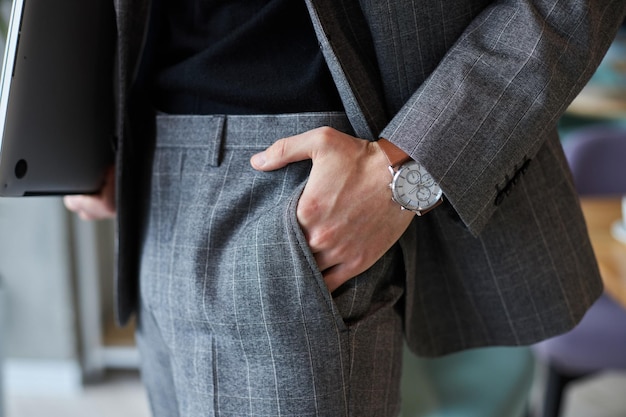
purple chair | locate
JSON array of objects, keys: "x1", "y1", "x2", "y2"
[
  {"x1": 532, "y1": 124, "x2": 626, "y2": 417},
  {"x1": 562, "y1": 125, "x2": 626, "y2": 195}
]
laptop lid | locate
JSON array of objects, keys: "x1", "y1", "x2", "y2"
[{"x1": 0, "y1": 0, "x2": 115, "y2": 197}]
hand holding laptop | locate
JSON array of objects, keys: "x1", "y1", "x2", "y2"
[{"x1": 64, "y1": 166, "x2": 116, "y2": 220}]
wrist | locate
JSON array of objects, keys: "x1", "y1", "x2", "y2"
[
  {"x1": 377, "y1": 138, "x2": 443, "y2": 216},
  {"x1": 377, "y1": 138, "x2": 411, "y2": 168}
]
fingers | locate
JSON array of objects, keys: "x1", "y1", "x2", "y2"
[
  {"x1": 63, "y1": 166, "x2": 116, "y2": 220},
  {"x1": 322, "y1": 263, "x2": 361, "y2": 293},
  {"x1": 64, "y1": 195, "x2": 114, "y2": 220},
  {"x1": 250, "y1": 126, "x2": 339, "y2": 171},
  {"x1": 250, "y1": 137, "x2": 309, "y2": 171}
]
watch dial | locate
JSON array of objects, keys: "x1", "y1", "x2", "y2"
[{"x1": 391, "y1": 161, "x2": 442, "y2": 211}]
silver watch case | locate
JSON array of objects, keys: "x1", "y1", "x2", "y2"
[{"x1": 389, "y1": 160, "x2": 443, "y2": 215}]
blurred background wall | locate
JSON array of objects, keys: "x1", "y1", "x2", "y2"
[{"x1": 0, "y1": 198, "x2": 81, "y2": 394}]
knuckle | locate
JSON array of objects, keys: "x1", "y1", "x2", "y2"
[
  {"x1": 296, "y1": 199, "x2": 318, "y2": 220},
  {"x1": 313, "y1": 126, "x2": 336, "y2": 145},
  {"x1": 270, "y1": 138, "x2": 288, "y2": 160},
  {"x1": 313, "y1": 126, "x2": 335, "y2": 136},
  {"x1": 307, "y1": 226, "x2": 333, "y2": 250}
]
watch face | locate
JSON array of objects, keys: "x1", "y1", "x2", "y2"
[{"x1": 391, "y1": 160, "x2": 442, "y2": 212}]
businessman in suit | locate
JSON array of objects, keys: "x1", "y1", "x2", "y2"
[{"x1": 65, "y1": 0, "x2": 626, "y2": 415}]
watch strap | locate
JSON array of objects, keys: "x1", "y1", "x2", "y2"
[{"x1": 378, "y1": 138, "x2": 412, "y2": 168}]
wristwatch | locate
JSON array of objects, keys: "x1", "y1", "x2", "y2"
[{"x1": 377, "y1": 138, "x2": 443, "y2": 216}]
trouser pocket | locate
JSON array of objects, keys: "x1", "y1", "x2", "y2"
[{"x1": 138, "y1": 112, "x2": 405, "y2": 416}]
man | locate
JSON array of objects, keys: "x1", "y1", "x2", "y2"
[{"x1": 65, "y1": 0, "x2": 626, "y2": 415}]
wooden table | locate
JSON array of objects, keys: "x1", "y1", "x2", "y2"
[
  {"x1": 580, "y1": 197, "x2": 626, "y2": 308},
  {"x1": 566, "y1": 87, "x2": 626, "y2": 121}
]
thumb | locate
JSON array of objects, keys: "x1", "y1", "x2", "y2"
[{"x1": 250, "y1": 133, "x2": 315, "y2": 171}]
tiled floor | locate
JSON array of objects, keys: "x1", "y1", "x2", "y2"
[{"x1": 4, "y1": 369, "x2": 626, "y2": 417}]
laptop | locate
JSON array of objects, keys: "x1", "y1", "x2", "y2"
[{"x1": 0, "y1": 0, "x2": 116, "y2": 197}]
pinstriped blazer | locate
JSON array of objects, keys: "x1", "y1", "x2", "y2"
[{"x1": 112, "y1": 0, "x2": 626, "y2": 356}]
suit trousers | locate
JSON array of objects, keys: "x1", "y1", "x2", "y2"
[{"x1": 135, "y1": 112, "x2": 407, "y2": 417}]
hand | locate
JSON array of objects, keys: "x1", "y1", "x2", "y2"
[
  {"x1": 63, "y1": 166, "x2": 116, "y2": 220},
  {"x1": 251, "y1": 127, "x2": 415, "y2": 292}
]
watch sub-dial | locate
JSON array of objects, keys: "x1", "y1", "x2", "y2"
[
  {"x1": 420, "y1": 173, "x2": 435, "y2": 187},
  {"x1": 405, "y1": 170, "x2": 421, "y2": 185},
  {"x1": 417, "y1": 187, "x2": 432, "y2": 201}
]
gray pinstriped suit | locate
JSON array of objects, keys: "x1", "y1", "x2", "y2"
[{"x1": 109, "y1": 0, "x2": 626, "y2": 415}]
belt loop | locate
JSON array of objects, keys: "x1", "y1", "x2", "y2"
[
  {"x1": 154, "y1": 114, "x2": 226, "y2": 167},
  {"x1": 210, "y1": 115, "x2": 225, "y2": 167}
]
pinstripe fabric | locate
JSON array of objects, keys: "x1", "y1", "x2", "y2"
[
  {"x1": 113, "y1": 0, "x2": 626, "y2": 362},
  {"x1": 377, "y1": 0, "x2": 626, "y2": 233},
  {"x1": 136, "y1": 113, "x2": 405, "y2": 416}
]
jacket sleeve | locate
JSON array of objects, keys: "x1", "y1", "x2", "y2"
[{"x1": 380, "y1": 0, "x2": 626, "y2": 235}]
